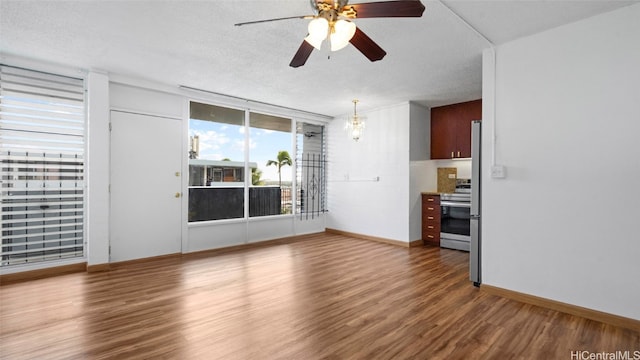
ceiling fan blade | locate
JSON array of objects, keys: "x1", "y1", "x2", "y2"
[
  {"x1": 346, "y1": 0, "x2": 425, "y2": 18},
  {"x1": 349, "y1": 27, "x2": 386, "y2": 62},
  {"x1": 289, "y1": 40, "x2": 315, "y2": 68},
  {"x1": 234, "y1": 15, "x2": 313, "y2": 26}
]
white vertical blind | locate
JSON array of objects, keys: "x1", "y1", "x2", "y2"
[{"x1": 1, "y1": 64, "x2": 86, "y2": 266}]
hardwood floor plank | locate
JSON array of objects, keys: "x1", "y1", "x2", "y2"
[{"x1": 1, "y1": 233, "x2": 638, "y2": 359}]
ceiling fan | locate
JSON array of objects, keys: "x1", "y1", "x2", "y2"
[{"x1": 234, "y1": 0, "x2": 426, "y2": 68}]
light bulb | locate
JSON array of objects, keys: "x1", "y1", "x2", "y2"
[
  {"x1": 330, "y1": 20, "x2": 356, "y2": 51},
  {"x1": 304, "y1": 18, "x2": 329, "y2": 50},
  {"x1": 351, "y1": 127, "x2": 361, "y2": 141}
]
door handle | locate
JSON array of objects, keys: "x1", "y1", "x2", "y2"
[{"x1": 175, "y1": 192, "x2": 181, "y2": 198}]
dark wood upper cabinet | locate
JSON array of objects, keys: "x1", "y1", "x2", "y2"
[{"x1": 430, "y1": 99, "x2": 482, "y2": 159}]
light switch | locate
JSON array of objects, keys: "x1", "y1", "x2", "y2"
[{"x1": 491, "y1": 165, "x2": 506, "y2": 179}]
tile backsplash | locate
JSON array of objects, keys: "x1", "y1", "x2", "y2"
[
  {"x1": 437, "y1": 167, "x2": 457, "y2": 193},
  {"x1": 411, "y1": 159, "x2": 471, "y2": 193}
]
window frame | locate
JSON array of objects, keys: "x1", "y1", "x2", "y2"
[{"x1": 186, "y1": 100, "x2": 327, "y2": 224}]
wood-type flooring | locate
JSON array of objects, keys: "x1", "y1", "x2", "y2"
[{"x1": 1, "y1": 232, "x2": 638, "y2": 359}]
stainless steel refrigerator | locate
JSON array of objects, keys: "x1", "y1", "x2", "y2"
[{"x1": 470, "y1": 120, "x2": 481, "y2": 287}]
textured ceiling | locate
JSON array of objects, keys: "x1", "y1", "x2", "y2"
[{"x1": 1, "y1": 0, "x2": 638, "y2": 117}]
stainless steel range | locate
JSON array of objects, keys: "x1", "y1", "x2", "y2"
[{"x1": 440, "y1": 179, "x2": 471, "y2": 251}]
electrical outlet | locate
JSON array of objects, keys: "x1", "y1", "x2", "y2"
[{"x1": 491, "y1": 165, "x2": 506, "y2": 179}]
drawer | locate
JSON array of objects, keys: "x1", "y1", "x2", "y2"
[
  {"x1": 422, "y1": 194, "x2": 440, "y2": 205},
  {"x1": 423, "y1": 222, "x2": 440, "y2": 233},
  {"x1": 422, "y1": 212, "x2": 440, "y2": 222},
  {"x1": 422, "y1": 203, "x2": 439, "y2": 213},
  {"x1": 422, "y1": 229, "x2": 440, "y2": 246},
  {"x1": 423, "y1": 232, "x2": 440, "y2": 241}
]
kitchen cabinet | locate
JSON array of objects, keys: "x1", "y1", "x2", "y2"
[
  {"x1": 422, "y1": 194, "x2": 441, "y2": 246},
  {"x1": 430, "y1": 99, "x2": 482, "y2": 159}
]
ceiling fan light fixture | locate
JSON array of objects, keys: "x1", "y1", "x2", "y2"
[
  {"x1": 304, "y1": 17, "x2": 329, "y2": 50},
  {"x1": 330, "y1": 19, "x2": 356, "y2": 51},
  {"x1": 238, "y1": 0, "x2": 426, "y2": 68}
]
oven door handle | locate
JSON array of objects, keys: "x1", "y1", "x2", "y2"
[{"x1": 441, "y1": 201, "x2": 471, "y2": 208}]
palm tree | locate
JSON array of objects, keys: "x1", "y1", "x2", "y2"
[
  {"x1": 252, "y1": 168, "x2": 264, "y2": 186},
  {"x1": 266, "y1": 150, "x2": 292, "y2": 187}
]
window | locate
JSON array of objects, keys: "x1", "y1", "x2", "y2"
[
  {"x1": 187, "y1": 101, "x2": 326, "y2": 222},
  {"x1": 1, "y1": 64, "x2": 85, "y2": 266},
  {"x1": 249, "y1": 112, "x2": 292, "y2": 217},
  {"x1": 188, "y1": 101, "x2": 245, "y2": 221},
  {"x1": 296, "y1": 122, "x2": 326, "y2": 218}
]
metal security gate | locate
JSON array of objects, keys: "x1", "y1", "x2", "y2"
[{"x1": 297, "y1": 153, "x2": 326, "y2": 220}]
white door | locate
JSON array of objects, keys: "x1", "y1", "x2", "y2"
[{"x1": 109, "y1": 111, "x2": 182, "y2": 262}]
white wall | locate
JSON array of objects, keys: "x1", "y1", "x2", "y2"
[
  {"x1": 327, "y1": 103, "x2": 411, "y2": 242},
  {"x1": 482, "y1": 4, "x2": 640, "y2": 320},
  {"x1": 86, "y1": 72, "x2": 111, "y2": 266},
  {"x1": 409, "y1": 102, "x2": 431, "y2": 162}
]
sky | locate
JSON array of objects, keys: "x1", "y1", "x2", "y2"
[{"x1": 189, "y1": 119, "x2": 294, "y2": 183}]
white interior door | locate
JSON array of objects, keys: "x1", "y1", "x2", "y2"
[{"x1": 109, "y1": 111, "x2": 182, "y2": 262}]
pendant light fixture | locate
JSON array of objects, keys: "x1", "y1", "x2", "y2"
[{"x1": 345, "y1": 99, "x2": 365, "y2": 141}]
